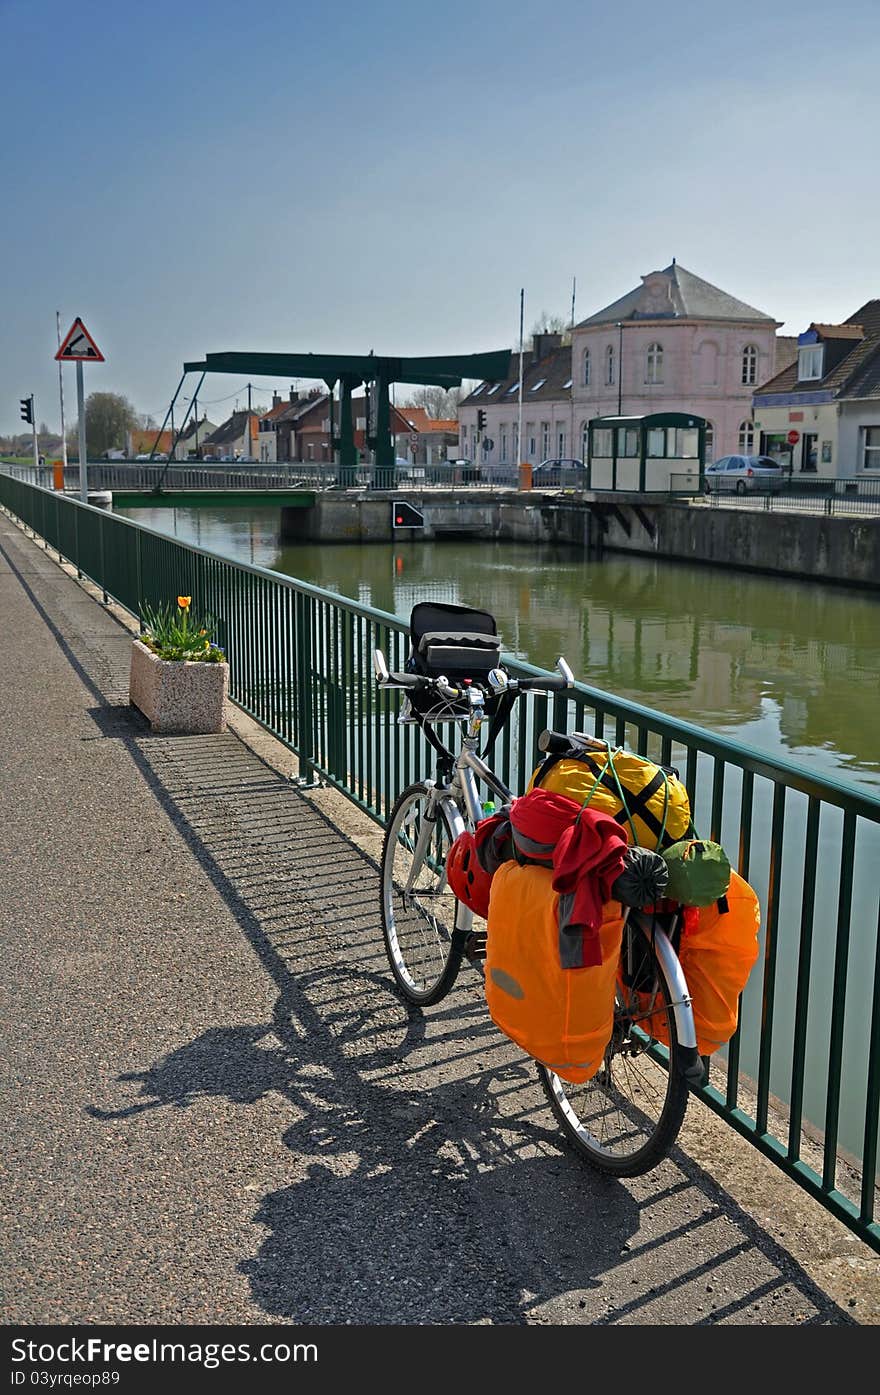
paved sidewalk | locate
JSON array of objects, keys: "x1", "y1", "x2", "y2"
[{"x1": 1, "y1": 509, "x2": 878, "y2": 1326}]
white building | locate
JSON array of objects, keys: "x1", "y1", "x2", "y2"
[
  {"x1": 752, "y1": 301, "x2": 880, "y2": 477},
  {"x1": 459, "y1": 263, "x2": 797, "y2": 470}
]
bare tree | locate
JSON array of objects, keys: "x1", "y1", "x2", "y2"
[
  {"x1": 398, "y1": 385, "x2": 468, "y2": 419},
  {"x1": 530, "y1": 310, "x2": 567, "y2": 336},
  {"x1": 526, "y1": 311, "x2": 572, "y2": 347}
]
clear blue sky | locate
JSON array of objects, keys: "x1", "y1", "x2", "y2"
[{"x1": 3, "y1": 0, "x2": 878, "y2": 434}]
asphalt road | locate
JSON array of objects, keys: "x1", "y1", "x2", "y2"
[{"x1": 1, "y1": 508, "x2": 878, "y2": 1329}]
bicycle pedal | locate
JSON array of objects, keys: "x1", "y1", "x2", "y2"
[{"x1": 464, "y1": 929, "x2": 487, "y2": 962}]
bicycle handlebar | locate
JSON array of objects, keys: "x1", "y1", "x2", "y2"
[{"x1": 374, "y1": 652, "x2": 575, "y2": 702}]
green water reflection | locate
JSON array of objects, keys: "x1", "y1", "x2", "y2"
[{"x1": 120, "y1": 505, "x2": 880, "y2": 793}]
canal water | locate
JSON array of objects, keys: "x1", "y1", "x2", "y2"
[
  {"x1": 118, "y1": 504, "x2": 880, "y2": 1172},
  {"x1": 119, "y1": 504, "x2": 880, "y2": 793}
]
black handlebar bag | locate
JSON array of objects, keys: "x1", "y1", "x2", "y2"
[{"x1": 405, "y1": 603, "x2": 504, "y2": 720}]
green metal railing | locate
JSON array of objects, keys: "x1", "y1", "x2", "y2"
[{"x1": 3, "y1": 474, "x2": 879, "y2": 1254}]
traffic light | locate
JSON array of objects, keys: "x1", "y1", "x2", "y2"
[
  {"x1": 392, "y1": 500, "x2": 424, "y2": 529},
  {"x1": 20, "y1": 396, "x2": 33, "y2": 425},
  {"x1": 476, "y1": 408, "x2": 486, "y2": 432}
]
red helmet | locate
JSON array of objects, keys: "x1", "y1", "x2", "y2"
[{"x1": 446, "y1": 830, "x2": 493, "y2": 918}]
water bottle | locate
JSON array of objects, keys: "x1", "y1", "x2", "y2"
[{"x1": 481, "y1": 799, "x2": 496, "y2": 818}]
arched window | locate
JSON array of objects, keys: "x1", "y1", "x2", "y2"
[
  {"x1": 605, "y1": 344, "x2": 615, "y2": 386},
  {"x1": 741, "y1": 344, "x2": 758, "y2": 385},
  {"x1": 704, "y1": 421, "x2": 714, "y2": 462},
  {"x1": 646, "y1": 342, "x2": 664, "y2": 384},
  {"x1": 738, "y1": 420, "x2": 755, "y2": 453},
  {"x1": 582, "y1": 348, "x2": 591, "y2": 386}
]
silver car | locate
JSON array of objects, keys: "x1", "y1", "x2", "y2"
[
  {"x1": 533, "y1": 457, "x2": 586, "y2": 485},
  {"x1": 703, "y1": 454, "x2": 786, "y2": 494}
]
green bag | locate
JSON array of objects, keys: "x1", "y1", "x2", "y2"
[{"x1": 663, "y1": 838, "x2": 731, "y2": 907}]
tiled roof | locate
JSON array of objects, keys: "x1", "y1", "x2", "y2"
[
  {"x1": 259, "y1": 400, "x2": 293, "y2": 423},
  {"x1": 577, "y1": 262, "x2": 775, "y2": 326},
  {"x1": 460, "y1": 344, "x2": 572, "y2": 406},
  {"x1": 202, "y1": 410, "x2": 257, "y2": 446},
  {"x1": 129, "y1": 429, "x2": 173, "y2": 454},
  {"x1": 399, "y1": 407, "x2": 459, "y2": 433},
  {"x1": 754, "y1": 300, "x2": 880, "y2": 400},
  {"x1": 809, "y1": 323, "x2": 864, "y2": 339}
]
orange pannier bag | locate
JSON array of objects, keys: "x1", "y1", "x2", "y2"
[
  {"x1": 637, "y1": 870, "x2": 761, "y2": 1056},
  {"x1": 484, "y1": 861, "x2": 625, "y2": 1084}
]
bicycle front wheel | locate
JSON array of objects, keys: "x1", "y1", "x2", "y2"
[
  {"x1": 537, "y1": 920, "x2": 689, "y2": 1176},
  {"x1": 380, "y1": 782, "x2": 464, "y2": 1006}
]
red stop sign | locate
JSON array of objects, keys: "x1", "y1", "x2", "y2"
[{"x1": 787, "y1": 429, "x2": 800, "y2": 445}]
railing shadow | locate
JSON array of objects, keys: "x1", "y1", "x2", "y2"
[{"x1": 3, "y1": 519, "x2": 857, "y2": 1323}]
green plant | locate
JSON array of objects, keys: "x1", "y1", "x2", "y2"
[{"x1": 139, "y1": 595, "x2": 226, "y2": 663}]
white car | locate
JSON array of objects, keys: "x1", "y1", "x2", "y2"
[{"x1": 703, "y1": 455, "x2": 786, "y2": 494}]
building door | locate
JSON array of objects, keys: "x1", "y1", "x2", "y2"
[{"x1": 800, "y1": 432, "x2": 818, "y2": 473}]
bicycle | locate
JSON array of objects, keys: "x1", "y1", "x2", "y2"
[{"x1": 373, "y1": 640, "x2": 706, "y2": 1176}]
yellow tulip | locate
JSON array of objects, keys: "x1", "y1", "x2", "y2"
[{"x1": 177, "y1": 596, "x2": 191, "y2": 609}]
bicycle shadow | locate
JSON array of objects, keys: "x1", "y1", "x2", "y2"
[{"x1": 90, "y1": 960, "x2": 634, "y2": 1324}]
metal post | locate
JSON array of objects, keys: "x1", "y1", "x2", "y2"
[
  {"x1": 337, "y1": 377, "x2": 357, "y2": 485},
  {"x1": 569, "y1": 276, "x2": 576, "y2": 462},
  {"x1": 617, "y1": 321, "x2": 623, "y2": 416},
  {"x1": 517, "y1": 289, "x2": 524, "y2": 466},
  {"x1": 31, "y1": 397, "x2": 39, "y2": 475},
  {"x1": 374, "y1": 375, "x2": 393, "y2": 487},
  {"x1": 56, "y1": 312, "x2": 68, "y2": 471},
  {"x1": 77, "y1": 361, "x2": 87, "y2": 503}
]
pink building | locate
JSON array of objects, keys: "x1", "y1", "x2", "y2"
[{"x1": 571, "y1": 262, "x2": 796, "y2": 462}]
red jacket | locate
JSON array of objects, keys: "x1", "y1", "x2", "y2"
[{"x1": 475, "y1": 789, "x2": 628, "y2": 967}]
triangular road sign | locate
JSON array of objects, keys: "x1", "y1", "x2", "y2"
[{"x1": 55, "y1": 317, "x2": 105, "y2": 362}]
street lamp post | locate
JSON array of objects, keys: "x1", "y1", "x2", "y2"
[{"x1": 616, "y1": 321, "x2": 623, "y2": 416}]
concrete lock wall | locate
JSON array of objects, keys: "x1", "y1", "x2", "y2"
[
  {"x1": 281, "y1": 493, "x2": 593, "y2": 547},
  {"x1": 595, "y1": 503, "x2": 880, "y2": 589},
  {"x1": 280, "y1": 494, "x2": 880, "y2": 590}
]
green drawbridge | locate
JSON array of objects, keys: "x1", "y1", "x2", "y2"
[{"x1": 152, "y1": 347, "x2": 511, "y2": 489}]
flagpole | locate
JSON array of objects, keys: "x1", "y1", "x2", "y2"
[
  {"x1": 517, "y1": 288, "x2": 524, "y2": 468},
  {"x1": 569, "y1": 276, "x2": 576, "y2": 461}
]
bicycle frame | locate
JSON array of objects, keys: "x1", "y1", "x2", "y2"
[
  {"x1": 376, "y1": 645, "x2": 706, "y2": 1174},
  {"x1": 626, "y1": 908, "x2": 702, "y2": 1079},
  {"x1": 401, "y1": 708, "x2": 513, "y2": 945}
]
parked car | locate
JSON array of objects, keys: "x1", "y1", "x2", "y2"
[
  {"x1": 703, "y1": 455, "x2": 786, "y2": 494},
  {"x1": 533, "y1": 457, "x2": 586, "y2": 484},
  {"x1": 448, "y1": 457, "x2": 481, "y2": 483}
]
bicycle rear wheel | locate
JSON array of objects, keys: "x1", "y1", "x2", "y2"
[
  {"x1": 537, "y1": 920, "x2": 689, "y2": 1175},
  {"x1": 380, "y1": 782, "x2": 464, "y2": 1006}
]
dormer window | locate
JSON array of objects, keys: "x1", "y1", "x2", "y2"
[{"x1": 798, "y1": 345, "x2": 824, "y2": 381}]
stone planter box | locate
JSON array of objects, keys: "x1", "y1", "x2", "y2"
[{"x1": 129, "y1": 639, "x2": 229, "y2": 734}]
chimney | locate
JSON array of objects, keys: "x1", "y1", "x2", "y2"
[
  {"x1": 532, "y1": 331, "x2": 563, "y2": 363},
  {"x1": 289, "y1": 386, "x2": 300, "y2": 403},
  {"x1": 272, "y1": 393, "x2": 281, "y2": 407}
]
